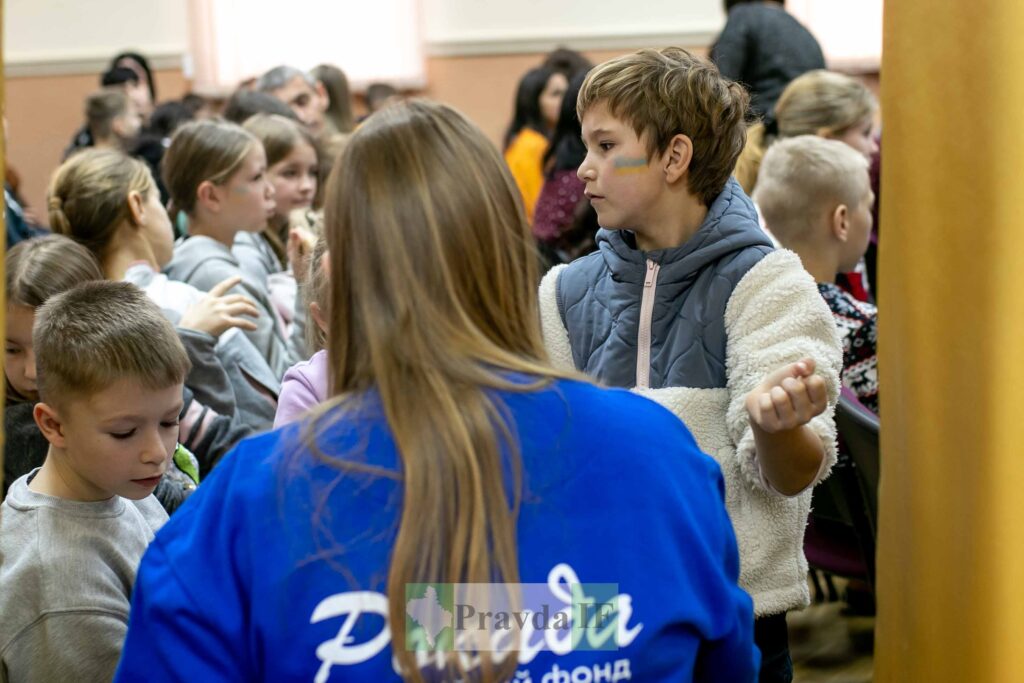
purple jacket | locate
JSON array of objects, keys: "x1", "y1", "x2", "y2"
[{"x1": 273, "y1": 350, "x2": 328, "y2": 428}]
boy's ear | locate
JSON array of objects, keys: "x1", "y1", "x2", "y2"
[
  {"x1": 33, "y1": 402, "x2": 67, "y2": 449},
  {"x1": 832, "y1": 203, "x2": 850, "y2": 242},
  {"x1": 196, "y1": 180, "x2": 221, "y2": 214},
  {"x1": 126, "y1": 190, "x2": 146, "y2": 226},
  {"x1": 663, "y1": 133, "x2": 694, "y2": 183}
]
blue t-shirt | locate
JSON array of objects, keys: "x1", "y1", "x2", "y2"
[{"x1": 115, "y1": 379, "x2": 757, "y2": 682}]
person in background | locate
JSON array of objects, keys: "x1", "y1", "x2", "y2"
[
  {"x1": 364, "y1": 82, "x2": 400, "y2": 115},
  {"x1": 257, "y1": 65, "x2": 328, "y2": 133},
  {"x1": 754, "y1": 136, "x2": 878, "y2": 414},
  {"x1": 273, "y1": 234, "x2": 329, "y2": 428},
  {"x1": 735, "y1": 69, "x2": 879, "y2": 302},
  {"x1": 131, "y1": 101, "x2": 195, "y2": 206},
  {"x1": 311, "y1": 64, "x2": 355, "y2": 133},
  {"x1": 543, "y1": 47, "x2": 593, "y2": 78},
  {"x1": 236, "y1": 114, "x2": 320, "y2": 355},
  {"x1": 223, "y1": 89, "x2": 300, "y2": 125},
  {"x1": 503, "y1": 66, "x2": 568, "y2": 221},
  {"x1": 711, "y1": 0, "x2": 825, "y2": 119},
  {"x1": 73, "y1": 90, "x2": 142, "y2": 158},
  {"x1": 65, "y1": 68, "x2": 147, "y2": 157},
  {"x1": 102, "y1": 65, "x2": 153, "y2": 123},
  {"x1": 111, "y1": 51, "x2": 157, "y2": 113},
  {"x1": 181, "y1": 93, "x2": 216, "y2": 121},
  {"x1": 532, "y1": 70, "x2": 598, "y2": 267},
  {"x1": 162, "y1": 120, "x2": 300, "y2": 378}
]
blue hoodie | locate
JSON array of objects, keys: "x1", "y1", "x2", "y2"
[{"x1": 115, "y1": 378, "x2": 758, "y2": 682}]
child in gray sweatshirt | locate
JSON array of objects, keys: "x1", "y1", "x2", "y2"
[{"x1": 0, "y1": 282, "x2": 189, "y2": 682}]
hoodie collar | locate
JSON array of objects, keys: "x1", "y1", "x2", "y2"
[{"x1": 595, "y1": 178, "x2": 773, "y2": 285}]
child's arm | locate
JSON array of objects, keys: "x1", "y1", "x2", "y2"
[
  {"x1": 745, "y1": 358, "x2": 830, "y2": 495},
  {"x1": 724, "y1": 250, "x2": 844, "y2": 497},
  {"x1": 6, "y1": 612, "x2": 127, "y2": 682}
]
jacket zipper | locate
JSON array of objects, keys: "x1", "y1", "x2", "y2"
[{"x1": 636, "y1": 258, "x2": 660, "y2": 389}]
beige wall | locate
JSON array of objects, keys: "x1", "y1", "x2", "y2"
[
  {"x1": 7, "y1": 47, "x2": 710, "y2": 216},
  {"x1": 6, "y1": 68, "x2": 190, "y2": 215}
]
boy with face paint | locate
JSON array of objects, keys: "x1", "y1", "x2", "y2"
[{"x1": 538, "y1": 48, "x2": 843, "y2": 683}]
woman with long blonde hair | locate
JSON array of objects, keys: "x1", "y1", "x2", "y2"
[{"x1": 115, "y1": 100, "x2": 757, "y2": 683}]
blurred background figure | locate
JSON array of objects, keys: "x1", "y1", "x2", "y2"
[{"x1": 711, "y1": 0, "x2": 825, "y2": 120}]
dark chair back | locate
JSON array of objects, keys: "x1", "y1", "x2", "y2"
[{"x1": 805, "y1": 388, "x2": 881, "y2": 588}]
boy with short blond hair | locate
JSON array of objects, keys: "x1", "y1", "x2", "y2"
[
  {"x1": 754, "y1": 135, "x2": 878, "y2": 413},
  {"x1": 539, "y1": 47, "x2": 843, "y2": 682},
  {"x1": 0, "y1": 281, "x2": 190, "y2": 682}
]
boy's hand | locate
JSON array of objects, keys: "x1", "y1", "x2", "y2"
[
  {"x1": 745, "y1": 358, "x2": 828, "y2": 434},
  {"x1": 179, "y1": 276, "x2": 260, "y2": 338}
]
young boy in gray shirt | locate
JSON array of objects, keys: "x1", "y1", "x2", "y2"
[{"x1": 0, "y1": 281, "x2": 191, "y2": 683}]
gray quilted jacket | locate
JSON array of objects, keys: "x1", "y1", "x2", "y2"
[{"x1": 555, "y1": 179, "x2": 774, "y2": 390}]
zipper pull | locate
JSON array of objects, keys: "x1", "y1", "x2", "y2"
[{"x1": 644, "y1": 259, "x2": 657, "y2": 287}]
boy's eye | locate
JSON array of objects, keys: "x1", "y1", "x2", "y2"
[
  {"x1": 110, "y1": 429, "x2": 136, "y2": 440},
  {"x1": 5, "y1": 347, "x2": 20, "y2": 355},
  {"x1": 161, "y1": 420, "x2": 180, "y2": 430},
  {"x1": 599, "y1": 142, "x2": 614, "y2": 152}
]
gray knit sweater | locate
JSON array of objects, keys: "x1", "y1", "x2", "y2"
[{"x1": 0, "y1": 472, "x2": 166, "y2": 682}]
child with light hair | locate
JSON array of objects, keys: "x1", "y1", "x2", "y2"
[{"x1": 754, "y1": 135, "x2": 878, "y2": 413}]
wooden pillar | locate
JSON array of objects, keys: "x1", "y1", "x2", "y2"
[{"x1": 876, "y1": 1, "x2": 1024, "y2": 680}]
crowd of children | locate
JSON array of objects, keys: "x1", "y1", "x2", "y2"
[{"x1": 1, "y1": 10, "x2": 883, "y2": 680}]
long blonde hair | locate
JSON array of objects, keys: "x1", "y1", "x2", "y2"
[
  {"x1": 312, "y1": 100, "x2": 575, "y2": 681},
  {"x1": 736, "y1": 70, "x2": 877, "y2": 193}
]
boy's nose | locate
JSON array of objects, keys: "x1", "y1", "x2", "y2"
[
  {"x1": 140, "y1": 431, "x2": 169, "y2": 465},
  {"x1": 577, "y1": 159, "x2": 595, "y2": 182}
]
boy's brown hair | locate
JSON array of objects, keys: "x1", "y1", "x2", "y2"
[
  {"x1": 33, "y1": 281, "x2": 190, "y2": 407},
  {"x1": 577, "y1": 47, "x2": 750, "y2": 205},
  {"x1": 86, "y1": 89, "x2": 130, "y2": 141}
]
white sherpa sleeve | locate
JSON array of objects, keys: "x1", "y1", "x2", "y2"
[
  {"x1": 538, "y1": 264, "x2": 576, "y2": 372},
  {"x1": 723, "y1": 249, "x2": 844, "y2": 496}
]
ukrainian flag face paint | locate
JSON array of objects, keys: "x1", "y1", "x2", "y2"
[
  {"x1": 612, "y1": 157, "x2": 649, "y2": 174},
  {"x1": 578, "y1": 101, "x2": 664, "y2": 232}
]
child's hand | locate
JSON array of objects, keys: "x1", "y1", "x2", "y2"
[
  {"x1": 745, "y1": 358, "x2": 828, "y2": 434},
  {"x1": 179, "y1": 276, "x2": 260, "y2": 338},
  {"x1": 288, "y1": 225, "x2": 317, "y2": 284}
]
